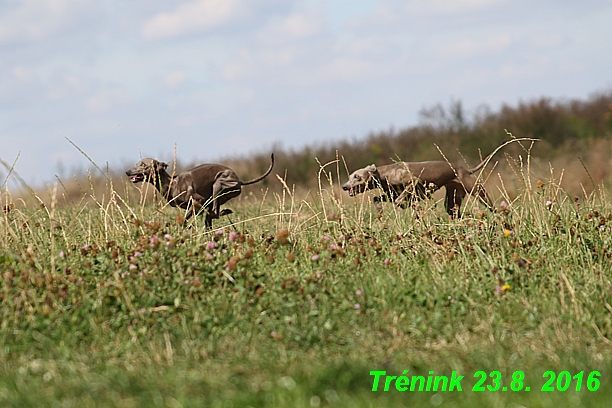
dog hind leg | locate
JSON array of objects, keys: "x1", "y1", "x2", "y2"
[{"x1": 211, "y1": 170, "x2": 241, "y2": 219}]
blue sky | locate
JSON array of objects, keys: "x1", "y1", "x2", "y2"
[{"x1": 1, "y1": 0, "x2": 611, "y2": 186}]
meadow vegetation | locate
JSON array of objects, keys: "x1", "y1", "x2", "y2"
[
  {"x1": 225, "y1": 89, "x2": 612, "y2": 196},
  {"x1": 1, "y1": 91, "x2": 612, "y2": 407}
]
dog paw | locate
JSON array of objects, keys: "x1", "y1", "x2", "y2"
[{"x1": 219, "y1": 209, "x2": 233, "y2": 216}]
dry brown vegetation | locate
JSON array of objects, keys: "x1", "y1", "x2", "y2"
[
  {"x1": 227, "y1": 89, "x2": 612, "y2": 200},
  {"x1": 11, "y1": 89, "x2": 612, "y2": 207}
]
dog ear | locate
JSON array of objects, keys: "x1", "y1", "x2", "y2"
[
  {"x1": 151, "y1": 160, "x2": 168, "y2": 171},
  {"x1": 365, "y1": 164, "x2": 377, "y2": 173}
]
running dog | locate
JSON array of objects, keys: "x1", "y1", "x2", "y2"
[
  {"x1": 342, "y1": 139, "x2": 534, "y2": 216},
  {"x1": 126, "y1": 154, "x2": 274, "y2": 227}
]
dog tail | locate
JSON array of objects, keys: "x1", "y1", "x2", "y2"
[
  {"x1": 468, "y1": 138, "x2": 538, "y2": 174},
  {"x1": 242, "y1": 153, "x2": 275, "y2": 185}
]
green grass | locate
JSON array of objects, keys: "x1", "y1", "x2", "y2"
[{"x1": 1, "y1": 172, "x2": 612, "y2": 408}]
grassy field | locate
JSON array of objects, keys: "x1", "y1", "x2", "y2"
[{"x1": 1, "y1": 161, "x2": 612, "y2": 407}]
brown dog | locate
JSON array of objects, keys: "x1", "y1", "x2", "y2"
[
  {"x1": 126, "y1": 154, "x2": 274, "y2": 227},
  {"x1": 342, "y1": 139, "x2": 533, "y2": 217}
]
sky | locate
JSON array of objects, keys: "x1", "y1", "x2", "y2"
[{"x1": 1, "y1": 0, "x2": 612, "y2": 187}]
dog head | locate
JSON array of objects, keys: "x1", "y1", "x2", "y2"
[
  {"x1": 126, "y1": 158, "x2": 168, "y2": 184},
  {"x1": 342, "y1": 164, "x2": 379, "y2": 196}
]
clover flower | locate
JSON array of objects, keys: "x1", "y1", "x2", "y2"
[{"x1": 150, "y1": 236, "x2": 160, "y2": 247}]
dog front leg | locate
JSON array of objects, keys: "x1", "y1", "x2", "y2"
[
  {"x1": 190, "y1": 197, "x2": 205, "y2": 220},
  {"x1": 445, "y1": 185, "x2": 465, "y2": 218},
  {"x1": 372, "y1": 196, "x2": 384, "y2": 213},
  {"x1": 181, "y1": 190, "x2": 206, "y2": 221},
  {"x1": 204, "y1": 213, "x2": 213, "y2": 228},
  {"x1": 392, "y1": 187, "x2": 413, "y2": 209},
  {"x1": 373, "y1": 192, "x2": 398, "y2": 213}
]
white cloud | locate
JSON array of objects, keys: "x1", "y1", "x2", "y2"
[
  {"x1": 238, "y1": 88, "x2": 255, "y2": 103},
  {"x1": 361, "y1": 0, "x2": 506, "y2": 26},
  {"x1": 257, "y1": 13, "x2": 323, "y2": 46},
  {"x1": 498, "y1": 57, "x2": 550, "y2": 79},
  {"x1": 221, "y1": 50, "x2": 255, "y2": 81},
  {"x1": 318, "y1": 57, "x2": 375, "y2": 83},
  {"x1": 219, "y1": 38, "x2": 403, "y2": 86},
  {"x1": 221, "y1": 60, "x2": 250, "y2": 81},
  {"x1": 0, "y1": 0, "x2": 93, "y2": 44},
  {"x1": 52, "y1": 150, "x2": 75, "y2": 162},
  {"x1": 340, "y1": 36, "x2": 392, "y2": 57},
  {"x1": 85, "y1": 88, "x2": 132, "y2": 113},
  {"x1": 220, "y1": 48, "x2": 295, "y2": 81},
  {"x1": 452, "y1": 67, "x2": 495, "y2": 90},
  {"x1": 304, "y1": 54, "x2": 409, "y2": 86},
  {"x1": 530, "y1": 33, "x2": 563, "y2": 48},
  {"x1": 438, "y1": 33, "x2": 512, "y2": 57},
  {"x1": 406, "y1": 0, "x2": 506, "y2": 14},
  {"x1": 11, "y1": 67, "x2": 34, "y2": 82},
  {"x1": 164, "y1": 70, "x2": 188, "y2": 89},
  {"x1": 177, "y1": 116, "x2": 200, "y2": 128},
  {"x1": 141, "y1": 0, "x2": 243, "y2": 41},
  {"x1": 259, "y1": 49, "x2": 296, "y2": 66},
  {"x1": 46, "y1": 73, "x2": 89, "y2": 101}
]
